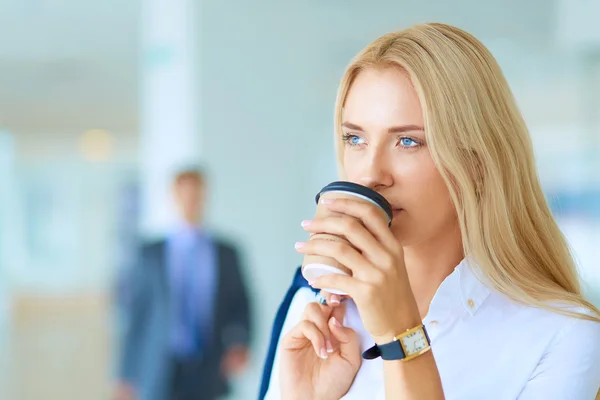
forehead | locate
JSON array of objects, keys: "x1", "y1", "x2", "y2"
[{"x1": 343, "y1": 67, "x2": 423, "y2": 128}]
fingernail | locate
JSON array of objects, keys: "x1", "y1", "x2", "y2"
[
  {"x1": 294, "y1": 242, "x2": 305, "y2": 250},
  {"x1": 320, "y1": 348, "x2": 328, "y2": 359},
  {"x1": 331, "y1": 317, "x2": 342, "y2": 327},
  {"x1": 301, "y1": 220, "x2": 312, "y2": 227},
  {"x1": 321, "y1": 198, "x2": 334, "y2": 205},
  {"x1": 330, "y1": 295, "x2": 340, "y2": 305},
  {"x1": 326, "y1": 340, "x2": 333, "y2": 353}
]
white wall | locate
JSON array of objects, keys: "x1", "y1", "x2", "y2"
[
  {"x1": 2, "y1": 130, "x2": 138, "y2": 292},
  {"x1": 200, "y1": 3, "x2": 340, "y2": 394}
]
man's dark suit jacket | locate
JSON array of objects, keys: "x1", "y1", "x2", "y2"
[{"x1": 118, "y1": 237, "x2": 251, "y2": 400}]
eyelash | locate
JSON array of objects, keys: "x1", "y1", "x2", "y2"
[{"x1": 341, "y1": 133, "x2": 422, "y2": 149}]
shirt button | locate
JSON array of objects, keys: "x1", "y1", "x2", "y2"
[
  {"x1": 429, "y1": 320, "x2": 439, "y2": 326},
  {"x1": 467, "y1": 299, "x2": 476, "y2": 309}
]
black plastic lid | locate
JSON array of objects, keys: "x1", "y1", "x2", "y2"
[{"x1": 315, "y1": 181, "x2": 393, "y2": 225}]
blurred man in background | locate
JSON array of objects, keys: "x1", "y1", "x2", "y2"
[{"x1": 116, "y1": 167, "x2": 252, "y2": 400}]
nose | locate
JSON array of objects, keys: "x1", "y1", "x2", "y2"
[{"x1": 357, "y1": 153, "x2": 393, "y2": 192}]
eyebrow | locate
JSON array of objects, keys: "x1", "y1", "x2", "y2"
[{"x1": 342, "y1": 121, "x2": 424, "y2": 134}]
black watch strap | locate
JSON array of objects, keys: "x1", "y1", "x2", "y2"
[
  {"x1": 362, "y1": 340, "x2": 405, "y2": 360},
  {"x1": 362, "y1": 326, "x2": 431, "y2": 361}
]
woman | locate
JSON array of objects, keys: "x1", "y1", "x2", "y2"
[{"x1": 260, "y1": 23, "x2": 600, "y2": 399}]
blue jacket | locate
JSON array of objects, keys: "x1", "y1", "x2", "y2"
[
  {"x1": 118, "y1": 238, "x2": 251, "y2": 400},
  {"x1": 258, "y1": 267, "x2": 318, "y2": 399}
]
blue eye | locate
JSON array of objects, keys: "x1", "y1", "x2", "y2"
[
  {"x1": 350, "y1": 136, "x2": 364, "y2": 145},
  {"x1": 399, "y1": 137, "x2": 419, "y2": 148},
  {"x1": 342, "y1": 134, "x2": 366, "y2": 147}
]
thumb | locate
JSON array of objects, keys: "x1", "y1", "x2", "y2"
[
  {"x1": 328, "y1": 316, "x2": 361, "y2": 368},
  {"x1": 328, "y1": 315, "x2": 356, "y2": 345}
]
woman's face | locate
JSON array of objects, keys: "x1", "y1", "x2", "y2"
[{"x1": 341, "y1": 67, "x2": 457, "y2": 246}]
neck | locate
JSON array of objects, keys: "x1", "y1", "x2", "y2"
[
  {"x1": 403, "y1": 223, "x2": 463, "y2": 318},
  {"x1": 175, "y1": 218, "x2": 202, "y2": 233}
]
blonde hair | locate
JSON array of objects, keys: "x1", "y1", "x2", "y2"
[{"x1": 334, "y1": 22, "x2": 600, "y2": 323}]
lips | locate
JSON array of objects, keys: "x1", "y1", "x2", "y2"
[{"x1": 392, "y1": 208, "x2": 403, "y2": 217}]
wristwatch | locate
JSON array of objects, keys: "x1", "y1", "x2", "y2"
[{"x1": 362, "y1": 324, "x2": 431, "y2": 361}]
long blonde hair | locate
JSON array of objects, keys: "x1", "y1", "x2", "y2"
[{"x1": 334, "y1": 22, "x2": 600, "y2": 323}]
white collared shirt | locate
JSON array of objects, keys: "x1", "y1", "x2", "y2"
[{"x1": 265, "y1": 259, "x2": 600, "y2": 399}]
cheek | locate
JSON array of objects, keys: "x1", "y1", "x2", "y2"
[
  {"x1": 393, "y1": 158, "x2": 457, "y2": 239},
  {"x1": 341, "y1": 151, "x2": 361, "y2": 179},
  {"x1": 411, "y1": 161, "x2": 453, "y2": 211},
  {"x1": 401, "y1": 150, "x2": 448, "y2": 198},
  {"x1": 414, "y1": 166, "x2": 451, "y2": 207}
]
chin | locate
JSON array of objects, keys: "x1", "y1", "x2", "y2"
[{"x1": 390, "y1": 224, "x2": 410, "y2": 244}]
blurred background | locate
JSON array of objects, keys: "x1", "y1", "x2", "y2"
[{"x1": 0, "y1": 0, "x2": 599, "y2": 399}]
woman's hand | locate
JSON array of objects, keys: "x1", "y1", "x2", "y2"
[
  {"x1": 296, "y1": 197, "x2": 421, "y2": 344},
  {"x1": 279, "y1": 301, "x2": 361, "y2": 400}
]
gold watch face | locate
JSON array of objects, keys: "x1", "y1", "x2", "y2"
[{"x1": 400, "y1": 329, "x2": 428, "y2": 356}]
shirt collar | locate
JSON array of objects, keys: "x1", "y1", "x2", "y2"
[
  {"x1": 168, "y1": 222, "x2": 209, "y2": 246},
  {"x1": 424, "y1": 257, "x2": 492, "y2": 324},
  {"x1": 455, "y1": 257, "x2": 492, "y2": 316},
  {"x1": 171, "y1": 220, "x2": 205, "y2": 235}
]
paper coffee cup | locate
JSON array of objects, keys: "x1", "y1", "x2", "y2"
[{"x1": 302, "y1": 181, "x2": 393, "y2": 295}]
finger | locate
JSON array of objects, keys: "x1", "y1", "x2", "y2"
[
  {"x1": 311, "y1": 274, "x2": 366, "y2": 300},
  {"x1": 324, "y1": 301, "x2": 346, "y2": 352},
  {"x1": 328, "y1": 316, "x2": 362, "y2": 368},
  {"x1": 283, "y1": 320, "x2": 329, "y2": 359},
  {"x1": 328, "y1": 315, "x2": 354, "y2": 344},
  {"x1": 320, "y1": 197, "x2": 397, "y2": 252},
  {"x1": 319, "y1": 290, "x2": 347, "y2": 307},
  {"x1": 302, "y1": 216, "x2": 388, "y2": 266},
  {"x1": 312, "y1": 272, "x2": 365, "y2": 298},
  {"x1": 303, "y1": 302, "x2": 334, "y2": 353},
  {"x1": 296, "y1": 239, "x2": 376, "y2": 279}
]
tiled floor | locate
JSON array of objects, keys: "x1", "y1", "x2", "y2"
[
  {"x1": 0, "y1": 293, "x2": 259, "y2": 400},
  {"x1": 1, "y1": 294, "x2": 113, "y2": 400}
]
